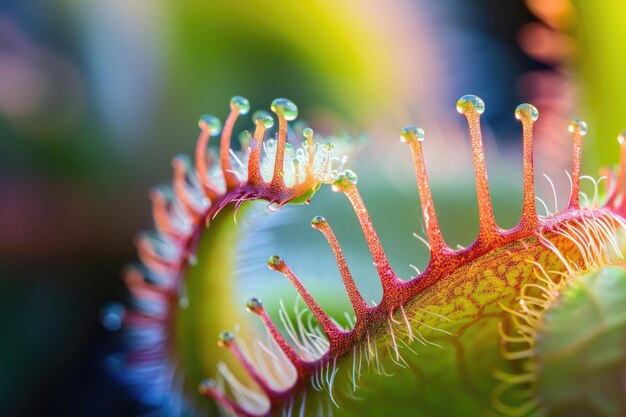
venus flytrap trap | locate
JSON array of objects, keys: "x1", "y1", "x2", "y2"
[{"x1": 112, "y1": 94, "x2": 626, "y2": 417}]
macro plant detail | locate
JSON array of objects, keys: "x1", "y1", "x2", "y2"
[{"x1": 115, "y1": 94, "x2": 626, "y2": 417}]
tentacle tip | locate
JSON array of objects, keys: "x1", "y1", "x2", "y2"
[
  {"x1": 198, "y1": 114, "x2": 222, "y2": 135},
  {"x1": 515, "y1": 103, "x2": 539, "y2": 123},
  {"x1": 230, "y1": 95, "x2": 250, "y2": 115},
  {"x1": 254, "y1": 111, "x2": 274, "y2": 128},
  {"x1": 148, "y1": 187, "x2": 164, "y2": 202},
  {"x1": 100, "y1": 302, "x2": 126, "y2": 332},
  {"x1": 171, "y1": 154, "x2": 187, "y2": 169},
  {"x1": 217, "y1": 331, "x2": 235, "y2": 348},
  {"x1": 400, "y1": 125, "x2": 425, "y2": 143},
  {"x1": 568, "y1": 119, "x2": 588, "y2": 136},
  {"x1": 303, "y1": 127, "x2": 314, "y2": 140},
  {"x1": 617, "y1": 131, "x2": 626, "y2": 145},
  {"x1": 331, "y1": 169, "x2": 358, "y2": 193},
  {"x1": 246, "y1": 297, "x2": 263, "y2": 314},
  {"x1": 311, "y1": 215, "x2": 327, "y2": 228},
  {"x1": 267, "y1": 255, "x2": 285, "y2": 269},
  {"x1": 198, "y1": 378, "x2": 217, "y2": 396},
  {"x1": 270, "y1": 98, "x2": 298, "y2": 121},
  {"x1": 456, "y1": 94, "x2": 485, "y2": 116}
]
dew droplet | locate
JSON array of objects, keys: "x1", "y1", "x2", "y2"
[
  {"x1": 342, "y1": 169, "x2": 358, "y2": 184},
  {"x1": 100, "y1": 303, "x2": 126, "y2": 331},
  {"x1": 217, "y1": 331, "x2": 235, "y2": 348},
  {"x1": 311, "y1": 215, "x2": 327, "y2": 227},
  {"x1": 267, "y1": 255, "x2": 284, "y2": 268},
  {"x1": 514, "y1": 103, "x2": 539, "y2": 122},
  {"x1": 246, "y1": 297, "x2": 263, "y2": 313},
  {"x1": 199, "y1": 378, "x2": 216, "y2": 394},
  {"x1": 253, "y1": 110, "x2": 274, "y2": 129},
  {"x1": 400, "y1": 126, "x2": 425, "y2": 143},
  {"x1": 198, "y1": 114, "x2": 222, "y2": 135},
  {"x1": 456, "y1": 95, "x2": 485, "y2": 115},
  {"x1": 230, "y1": 96, "x2": 250, "y2": 115},
  {"x1": 271, "y1": 98, "x2": 298, "y2": 121},
  {"x1": 618, "y1": 131, "x2": 626, "y2": 144},
  {"x1": 252, "y1": 110, "x2": 269, "y2": 122},
  {"x1": 568, "y1": 119, "x2": 588, "y2": 136},
  {"x1": 331, "y1": 169, "x2": 358, "y2": 192}
]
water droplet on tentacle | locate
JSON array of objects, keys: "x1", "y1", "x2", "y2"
[
  {"x1": 568, "y1": 119, "x2": 588, "y2": 136},
  {"x1": 198, "y1": 378, "x2": 217, "y2": 395},
  {"x1": 515, "y1": 103, "x2": 539, "y2": 122},
  {"x1": 456, "y1": 94, "x2": 485, "y2": 115},
  {"x1": 230, "y1": 96, "x2": 250, "y2": 115},
  {"x1": 100, "y1": 303, "x2": 126, "y2": 331},
  {"x1": 253, "y1": 111, "x2": 274, "y2": 128},
  {"x1": 331, "y1": 169, "x2": 358, "y2": 192},
  {"x1": 246, "y1": 297, "x2": 263, "y2": 314},
  {"x1": 217, "y1": 331, "x2": 235, "y2": 348},
  {"x1": 267, "y1": 255, "x2": 284, "y2": 268},
  {"x1": 400, "y1": 126, "x2": 425, "y2": 143},
  {"x1": 198, "y1": 114, "x2": 222, "y2": 135},
  {"x1": 271, "y1": 98, "x2": 298, "y2": 121},
  {"x1": 311, "y1": 215, "x2": 327, "y2": 227}
]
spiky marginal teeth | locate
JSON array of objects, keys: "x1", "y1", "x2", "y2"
[
  {"x1": 119, "y1": 93, "x2": 626, "y2": 417},
  {"x1": 212, "y1": 95, "x2": 626, "y2": 417},
  {"x1": 113, "y1": 96, "x2": 352, "y2": 413}
]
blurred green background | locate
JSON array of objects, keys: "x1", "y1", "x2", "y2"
[{"x1": 1, "y1": 0, "x2": 625, "y2": 416}]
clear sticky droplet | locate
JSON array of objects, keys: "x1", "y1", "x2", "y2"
[
  {"x1": 230, "y1": 96, "x2": 250, "y2": 115},
  {"x1": 331, "y1": 169, "x2": 358, "y2": 192},
  {"x1": 303, "y1": 127, "x2": 314, "y2": 139},
  {"x1": 199, "y1": 378, "x2": 216, "y2": 394},
  {"x1": 267, "y1": 255, "x2": 283, "y2": 268},
  {"x1": 311, "y1": 215, "x2": 327, "y2": 227},
  {"x1": 198, "y1": 114, "x2": 222, "y2": 135},
  {"x1": 271, "y1": 98, "x2": 298, "y2": 121},
  {"x1": 568, "y1": 119, "x2": 588, "y2": 136},
  {"x1": 246, "y1": 297, "x2": 263, "y2": 313},
  {"x1": 253, "y1": 110, "x2": 274, "y2": 128},
  {"x1": 456, "y1": 95, "x2": 485, "y2": 115},
  {"x1": 400, "y1": 126, "x2": 425, "y2": 143},
  {"x1": 217, "y1": 331, "x2": 235, "y2": 348},
  {"x1": 618, "y1": 131, "x2": 626, "y2": 144},
  {"x1": 342, "y1": 169, "x2": 358, "y2": 184},
  {"x1": 100, "y1": 303, "x2": 126, "y2": 331},
  {"x1": 515, "y1": 103, "x2": 539, "y2": 122}
]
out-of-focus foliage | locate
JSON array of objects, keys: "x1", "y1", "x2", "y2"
[{"x1": 573, "y1": 0, "x2": 626, "y2": 169}]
